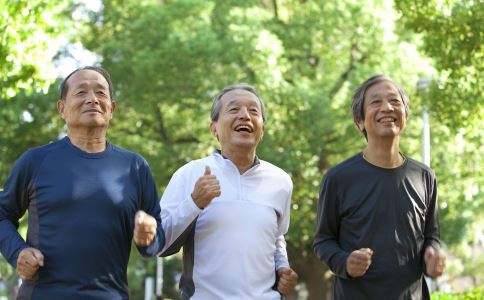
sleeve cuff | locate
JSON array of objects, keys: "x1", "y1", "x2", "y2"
[
  {"x1": 186, "y1": 195, "x2": 203, "y2": 214},
  {"x1": 333, "y1": 252, "x2": 351, "y2": 279},
  {"x1": 10, "y1": 244, "x2": 29, "y2": 268},
  {"x1": 275, "y1": 262, "x2": 290, "y2": 271}
]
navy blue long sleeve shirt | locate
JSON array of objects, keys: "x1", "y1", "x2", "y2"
[{"x1": 0, "y1": 137, "x2": 165, "y2": 299}]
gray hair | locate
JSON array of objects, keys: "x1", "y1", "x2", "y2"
[
  {"x1": 351, "y1": 75, "x2": 410, "y2": 139},
  {"x1": 210, "y1": 83, "x2": 266, "y2": 122}
]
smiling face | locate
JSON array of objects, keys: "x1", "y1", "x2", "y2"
[
  {"x1": 57, "y1": 69, "x2": 116, "y2": 130},
  {"x1": 210, "y1": 89, "x2": 264, "y2": 154},
  {"x1": 358, "y1": 80, "x2": 407, "y2": 142}
]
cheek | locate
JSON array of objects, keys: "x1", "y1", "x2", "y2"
[
  {"x1": 64, "y1": 105, "x2": 76, "y2": 115},
  {"x1": 217, "y1": 124, "x2": 229, "y2": 137},
  {"x1": 399, "y1": 109, "x2": 407, "y2": 124},
  {"x1": 400, "y1": 118, "x2": 407, "y2": 128}
]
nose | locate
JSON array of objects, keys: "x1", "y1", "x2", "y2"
[
  {"x1": 380, "y1": 100, "x2": 394, "y2": 111},
  {"x1": 238, "y1": 107, "x2": 250, "y2": 119},
  {"x1": 85, "y1": 91, "x2": 100, "y2": 104}
]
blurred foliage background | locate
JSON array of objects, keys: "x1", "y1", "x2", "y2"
[{"x1": 0, "y1": 0, "x2": 482, "y2": 299}]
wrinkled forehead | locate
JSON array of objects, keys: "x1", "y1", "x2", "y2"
[
  {"x1": 365, "y1": 80, "x2": 400, "y2": 97},
  {"x1": 67, "y1": 70, "x2": 110, "y2": 91},
  {"x1": 365, "y1": 80, "x2": 400, "y2": 98}
]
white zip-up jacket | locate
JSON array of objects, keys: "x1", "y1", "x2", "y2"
[{"x1": 160, "y1": 152, "x2": 293, "y2": 300}]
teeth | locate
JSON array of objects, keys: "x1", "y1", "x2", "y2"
[
  {"x1": 235, "y1": 125, "x2": 252, "y2": 132},
  {"x1": 379, "y1": 118, "x2": 395, "y2": 122}
]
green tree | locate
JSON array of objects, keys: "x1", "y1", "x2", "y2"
[
  {"x1": 395, "y1": 0, "x2": 483, "y2": 129},
  {"x1": 0, "y1": 0, "x2": 71, "y2": 183},
  {"x1": 0, "y1": 0, "x2": 69, "y2": 99}
]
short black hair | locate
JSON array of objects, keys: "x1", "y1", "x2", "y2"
[{"x1": 59, "y1": 66, "x2": 113, "y2": 100}]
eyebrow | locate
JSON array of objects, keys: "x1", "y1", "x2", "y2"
[
  {"x1": 73, "y1": 82, "x2": 109, "y2": 91},
  {"x1": 225, "y1": 98, "x2": 260, "y2": 107},
  {"x1": 225, "y1": 100, "x2": 238, "y2": 107},
  {"x1": 368, "y1": 92, "x2": 400, "y2": 99}
]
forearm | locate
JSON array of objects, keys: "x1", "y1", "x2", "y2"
[
  {"x1": 313, "y1": 238, "x2": 350, "y2": 279},
  {"x1": 160, "y1": 196, "x2": 201, "y2": 254},
  {"x1": 0, "y1": 219, "x2": 28, "y2": 267},
  {"x1": 274, "y1": 235, "x2": 289, "y2": 270},
  {"x1": 424, "y1": 177, "x2": 441, "y2": 251},
  {"x1": 423, "y1": 237, "x2": 440, "y2": 251}
]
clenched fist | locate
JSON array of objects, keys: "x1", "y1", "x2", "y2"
[
  {"x1": 191, "y1": 166, "x2": 221, "y2": 209},
  {"x1": 346, "y1": 248, "x2": 373, "y2": 278},
  {"x1": 276, "y1": 267, "x2": 298, "y2": 295},
  {"x1": 133, "y1": 210, "x2": 157, "y2": 246},
  {"x1": 17, "y1": 247, "x2": 44, "y2": 281},
  {"x1": 425, "y1": 246, "x2": 446, "y2": 278}
]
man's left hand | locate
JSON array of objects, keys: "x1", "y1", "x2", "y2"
[
  {"x1": 424, "y1": 246, "x2": 446, "y2": 278},
  {"x1": 277, "y1": 267, "x2": 298, "y2": 295},
  {"x1": 133, "y1": 210, "x2": 157, "y2": 246}
]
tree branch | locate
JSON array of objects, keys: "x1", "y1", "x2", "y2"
[
  {"x1": 153, "y1": 104, "x2": 201, "y2": 144},
  {"x1": 328, "y1": 41, "x2": 367, "y2": 99},
  {"x1": 154, "y1": 104, "x2": 171, "y2": 143},
  {"x1": 272, "y1": 0, "x2": 279, "y2": 19}
]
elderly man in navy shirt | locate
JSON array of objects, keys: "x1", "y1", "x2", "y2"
[{"x1": 0, "y1": 66, "x2": 165, "y2": 299}]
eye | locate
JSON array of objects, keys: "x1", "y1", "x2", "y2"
[
  {"x1": 96, "y1": 91, "x2": 107, "y2": 96},
  {"x1": 76, "y1": 90, "x2": 86, "y2": 95},
  {"x1": 390, "y1": 98, "x2": 402, "y2": 105},
  {"x1": 229, "y1": 107, "x2": 239, "y2": 112}
]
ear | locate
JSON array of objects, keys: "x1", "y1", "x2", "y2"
[
  {"x1": 210, "y1": 121, "x2": 218, "y2": 139},
  {"x1": 357, "y1": 120, "x2": 365, "y2": 132},
  {"x1": 261, "y1": 123, "x2": 265, "y2": 139},
  {"x1": 57, "y1": 100, "x2": 65, "y2": 119},
  {"x1": 110, "y1": 100, "x2": 117, "y2": 119}
]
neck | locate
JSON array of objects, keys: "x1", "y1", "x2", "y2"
[
  {"x1": 220, "y1": 147, "x2": 256, "y2": 174},
  {"x1": 67, "y1": 128, "x2": 107, "y2": 153},
  {"x1": 363, "y1": 138, "x2": 404, "y2": 168}
]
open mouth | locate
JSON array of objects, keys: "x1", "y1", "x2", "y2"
[
  {"x1": 377, "y1": 117, "x2": 397, "y2": 123},
  {"x1": 234, "y1": 124, "x2": 253, "y2": 133},
  {"x1": 83, "y1": 109, "x2": 102, "y2": 114}
]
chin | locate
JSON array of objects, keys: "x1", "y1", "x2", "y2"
[
  {"x1": 378, "y1": 133, "x2": 401, "y2": 139},
  {"x1": 82, "y1": 121, "x2": 108, "y2": 128},
  {"x1": 233, "y1": 140, "x2": 257, "y2": 149}
]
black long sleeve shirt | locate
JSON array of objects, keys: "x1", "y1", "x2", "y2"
[{"x1": 313, "y1": 153, "x2": 440, "y2": 300}]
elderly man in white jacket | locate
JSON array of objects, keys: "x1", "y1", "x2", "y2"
[{"x1": 158, "y1": 83, "x2": 298, "y2": 300}]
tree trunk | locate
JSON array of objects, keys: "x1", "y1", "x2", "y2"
[{"x1": 288, "y1": 246, "x2": 333, "y2": 300}]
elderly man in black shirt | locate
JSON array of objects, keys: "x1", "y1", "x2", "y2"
[{"x1": 313, "y1": 75, "x2": 446, "y2": 299}]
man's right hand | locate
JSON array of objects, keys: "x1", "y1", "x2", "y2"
[
  {"x1": 17, "y1": 247, "x2": 44, "y2": 280},
  {"x1": 346, "y1": 248, "x2": 373, "y2": 278},
  {"x1": 191, "y1": 166, "x2": 221, "y2": 209}
]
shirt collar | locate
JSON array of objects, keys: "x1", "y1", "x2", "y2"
[{"x1": 213, "y1": 149, "x2": 260, "y2": 167}]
